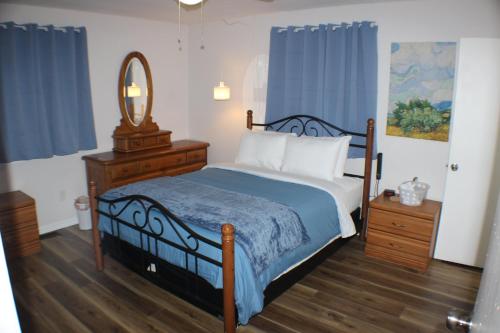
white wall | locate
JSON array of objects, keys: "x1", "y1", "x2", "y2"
[
  {"x1": 187, "y1": 0, "x2": 500, "y2": 201},
  {"x1": 0, "y1": 4, "x2": 190, "y2": 233}
]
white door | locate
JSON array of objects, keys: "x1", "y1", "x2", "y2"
[{"x1": 434, "y1": 38, "x2": 500, "y2": 267}]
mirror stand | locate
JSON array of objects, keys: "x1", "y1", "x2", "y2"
[
  {"x1": 113, "y1": 51, "x2": 172, "y2": 152},
  {"x1": 113, "y1": 118, "x2": 172, "y2": 153}
]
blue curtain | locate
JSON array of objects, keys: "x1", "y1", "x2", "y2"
[
  {"x1": 265, "y1": 22, "x2": 378, "y2": 158},
  {"x1": 0, "y1": 22, "x2": 97, "y2": 163}
]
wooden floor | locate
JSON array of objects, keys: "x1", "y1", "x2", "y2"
[{"x1": 8, "y1": 226, "x2": 480, "y2": 333}]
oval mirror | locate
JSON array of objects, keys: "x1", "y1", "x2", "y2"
[{"x1": 118, "y1": 52, "x2": 153, "y2": 129}]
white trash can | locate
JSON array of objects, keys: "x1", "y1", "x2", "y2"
[{"x1": 75, "y1": 196, "x2": 92, "y2": 230}]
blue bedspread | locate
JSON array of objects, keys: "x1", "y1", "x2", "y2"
[
  {"x1": 99, "y1": 168, "x2": 341, "y2": 324},
  {"x1": 102, "y1": 174, "x2": 309, "y2": 277}
]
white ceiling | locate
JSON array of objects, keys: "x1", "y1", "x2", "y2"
[{"x1": 0, "y1": 0, "x2": 415, "y2": 24}]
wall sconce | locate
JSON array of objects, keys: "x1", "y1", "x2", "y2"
[
  {"x1": 127, "y1": 82, "x2": 142, "y2": 98},
  {"x1": 213, "y1": 81, "x2": 230, "y2": 101}
]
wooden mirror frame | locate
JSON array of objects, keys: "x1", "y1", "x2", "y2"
[
  {"x1": 115, "y1": 51, "x2": 158, "y2": 135},
  {"x1": 113, "y1": 51, "x2": 171, "y2": 152}
]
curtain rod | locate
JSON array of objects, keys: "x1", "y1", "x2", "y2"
[
  {"x1": 276, "y1": 21, "x2": 377, "y2": 33},
  {"x1": 0, "y1": 23, "x2": 82, "y2": 33}
]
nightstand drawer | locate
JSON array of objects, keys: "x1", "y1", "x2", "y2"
[
  {"x1": 367, "y1": 229, "x2": 430, "y2": 258},
  {"x1": 365, "y1": 243, "x2": 429, "y2": 272},
  {"x1": 0, "y1": 191, "x2": 41, "y2": 259},
  {"x1": 369, "y1": 208, "x2": 434, "y2": 241}
]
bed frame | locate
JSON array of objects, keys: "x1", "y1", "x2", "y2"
[{"x1": 89, "y1": 111, "x2": 374, "y2": 333}]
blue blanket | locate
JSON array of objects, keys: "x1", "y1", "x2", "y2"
[
  {"x1": 102, "y1": 175, "x2": 310, "y2": 276},
  {"x1": 99, "y1": 168, "x2": 342, "y2": 324}
]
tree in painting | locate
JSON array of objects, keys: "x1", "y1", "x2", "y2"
[
  {"x1": 389, "y1": 98, "x2": 451, "y2": 135},
  {"x1": 386, "y1": 42, "x2": 456, "y2": 141}
]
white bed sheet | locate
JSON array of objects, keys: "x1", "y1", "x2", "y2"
[{"x1": 205, "y1": 162, "x2": 363, "y2": 238}]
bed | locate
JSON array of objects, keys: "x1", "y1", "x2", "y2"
[{"x1": 89, "y1": 111, "x2": 375, "y2": 333}]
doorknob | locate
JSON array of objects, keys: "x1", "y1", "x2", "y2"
[
  {"x1": 446, "y1": 309, "x2": 471, "y2": 332},
  {"x1": 450, "y1": 163, "x2": 459, "y2": 171}
]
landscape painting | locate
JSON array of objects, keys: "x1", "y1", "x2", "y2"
[{"x1": 387, "y1": 42, "x2": 456, "y2": 141}]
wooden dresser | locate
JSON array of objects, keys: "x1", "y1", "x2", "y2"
[
  {"x1": 82, "y1": 140, "x2": 209, "y2": 195},
  {"x1": 365, "y1": 194, "x2": 441, "y2": 272},
  {"x1": 0, "y1": 191, "x2": 41, "y2": 259}
]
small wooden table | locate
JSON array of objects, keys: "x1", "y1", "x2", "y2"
[
  {"x1": 365, "y1": 194, "x2": 441, "y2": 272},
  {"x1": 0, "y1": 191, "x2": 41, "y2": 259}
]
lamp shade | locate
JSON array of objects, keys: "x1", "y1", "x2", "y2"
[
  {"x1": 213, "y1": 81, "x2": 230, "y2": 101},
  {"x1": 127, "y1": 82, "x2": 141, "y2": 98}
]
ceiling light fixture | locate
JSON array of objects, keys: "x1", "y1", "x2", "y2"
[
  {"x1": 177, "y1": 0, "x2": 205, "y2": 51},
  {"x1": 179, "y1": 0, "x2": 202, "y2": 4}
]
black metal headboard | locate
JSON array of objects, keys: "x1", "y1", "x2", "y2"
[{"x1": 247, "y1": 111, "x2": 371, "y2": 180}]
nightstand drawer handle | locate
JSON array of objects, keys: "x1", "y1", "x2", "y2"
[
  {"x1": 389, "y1": 242, "x2": 402, "y2": 249},
  {"x1": 391, "y1": 222, "x2": 407, "y2": 228}
]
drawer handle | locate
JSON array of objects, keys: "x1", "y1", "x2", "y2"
[
  {"x1": 391, "y1": 222, "x2": 407, "y2": 228},
  {"x1": 389, "y1": 242, "x2": 402, "y2": 249}
]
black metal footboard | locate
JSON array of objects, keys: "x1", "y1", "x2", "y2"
[
  {"x1": 95, "y1": 193, "x2": 361, "y2": 322},
  {"x1": 96, "y1": 194, "x2": 228, "y2": 317}
]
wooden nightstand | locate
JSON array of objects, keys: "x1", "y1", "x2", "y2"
[
  {"x1": 0, "y1": 191, "x2": 41, "y2": 259},
  {"x1": 365, "y1": 194, "x2": 441, "y2": 272}
]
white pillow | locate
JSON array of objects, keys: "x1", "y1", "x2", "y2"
[
  {"x1": 334, "y1": 136, "x2": 352, "y2": 178},
  {"x1": 235, "y1": 130, "x2": 295, "y2": 170},
  {"x1": 281, "y1": 135, "x2": 348, "y2": 181}
]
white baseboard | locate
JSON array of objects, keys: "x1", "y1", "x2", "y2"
[{"x1": 39, "y1": 216, "x2": 78, "y2": 235}]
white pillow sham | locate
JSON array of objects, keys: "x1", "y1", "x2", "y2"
[
  {"x1": 235, "y1": 130, "x2": 296, "y2": 171},
  {"x1": 333, "y1": 136, "x2": 352, "y2": 178},
  {"x1": 281, "y1": 135, "x2": 351, "y2": 181}
]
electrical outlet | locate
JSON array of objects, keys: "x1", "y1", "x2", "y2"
[{"x1": 59, "y1": 190, "x2": 66, "y2": 202}]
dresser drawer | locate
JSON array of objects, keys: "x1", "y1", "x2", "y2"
[
  {"x1": 140, "y1": 153, "x2": 186, "y2": 173},
  {"x1": 110, "y1": 162, "x2": 140, "y2": 180},
  {"x1": 369, "y1": 208, "x2": 434, "y2": 241},
  {"x1": 367, "y1": 229, "x2": 430, "y2": 258},
  {"x1": 164, "y1": 162, "x2": 206, "y2": 177},
  {"x1": 158, "y1": 134, "x2": 171, "y2": 145},
  {"x1": 186, "y1": 149, "x2": 206, "y2": 163},
  {"x1": 129, "y1": 138, "x2": 144, "y2": 149}
]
